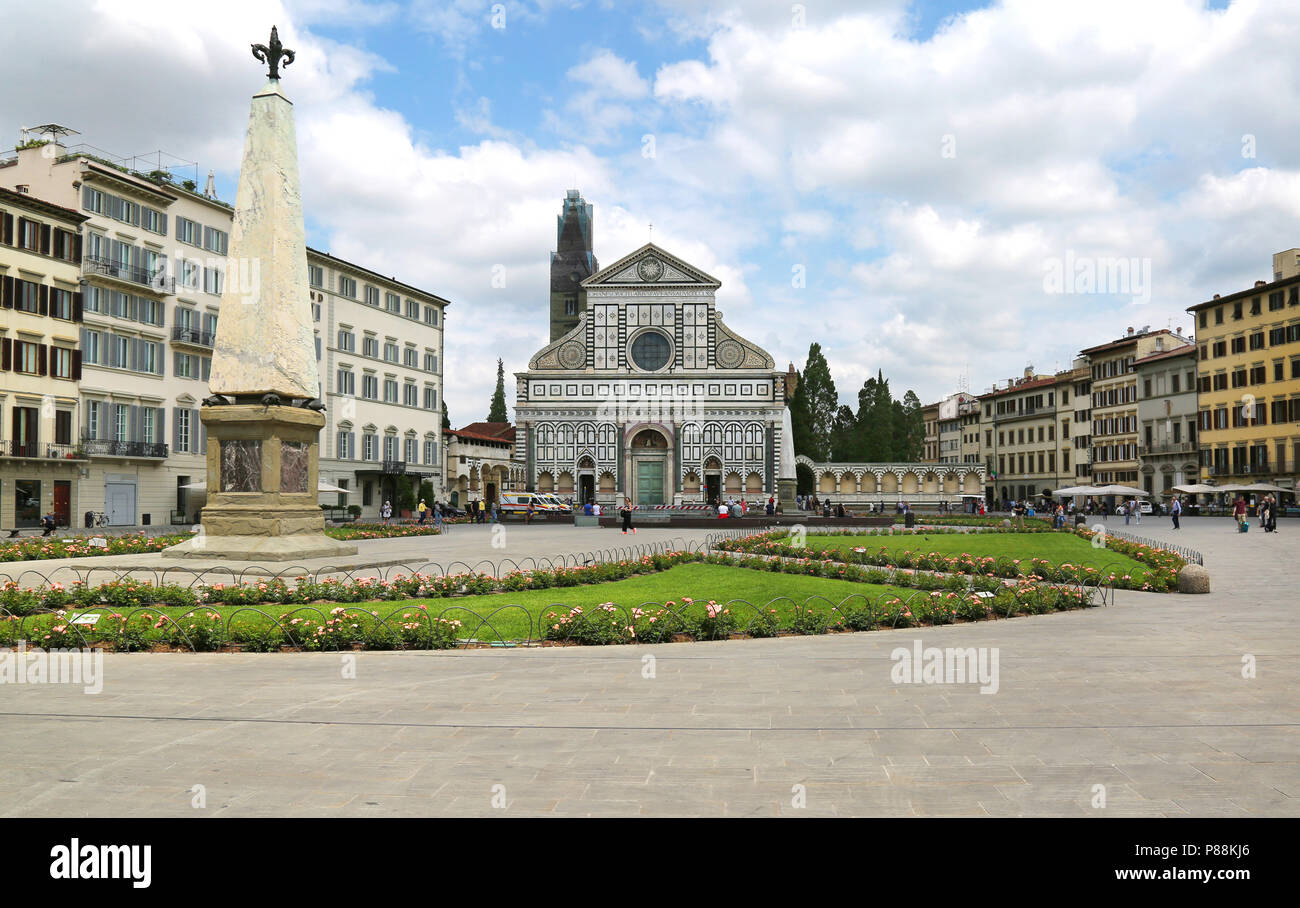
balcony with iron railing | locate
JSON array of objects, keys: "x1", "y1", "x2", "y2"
[
  {"x1": 171, "y1": 325, "x2": 216, "y2": 347},
  {"x1": 0, "y1": 440, "x2": 86, "y2": 461},
  {"x1": 83, "y1": 255, "x2": 175, "y2": 293},
  {"x1": 78, "y1": 437, "x2": 169, "y2": 459},
  {"x1": 1206, "y1": 460, "x2": 1298, "y2": 478},
  {"x1": 1142, "y1": 441, "x2": 1197, "y2": 456}
]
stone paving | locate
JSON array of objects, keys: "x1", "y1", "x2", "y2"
[{"x1": 0, "y1": 517, "x2": 1295, "y2": 817}]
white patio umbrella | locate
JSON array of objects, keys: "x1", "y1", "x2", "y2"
[
  {"x1": 1094, "y1": 485, "x2": 1150, "y2": 497},
  {"x1": 1172, "y1": 483, "x2": 1220, "y2": 495},
  {"x1": 1239, "y1": 482, "x2": 1292, "y2": 493},
  {"x1": 1053, "y1": 485, "x2": 1102, "y2": 497}
]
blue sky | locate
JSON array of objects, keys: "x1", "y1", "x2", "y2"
[{"x1": 2, "y1": 0, "x2": 1292, "y2": 427}]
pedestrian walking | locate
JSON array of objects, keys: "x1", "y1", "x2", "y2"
[
  {"x1": 417, "y1": 499, "x2": 428, "y2": 524},
  {"x1": 620, "y1": 497, "x2": 635, "y2": 534},
  {"x1": 434, "y1": 501, "x2": 443, "y2": 531},
  {"x1": 1170, "y1": 495, "x2": 1182, "y2": 530},
  {"x1": 1233, "y1": 496, "x2": 1247, "y2": 531},
  {"x1": 380, "y1": 500, "x2": 392, "y2": 524}
]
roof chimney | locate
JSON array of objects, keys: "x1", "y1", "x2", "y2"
[
  {"x1": 1127, "y1": 326, "x2": 1134, "y2": 335},
  {"x1": 1255, "y1": 280, "x2": 1267, "y2": 287},
  {"x1": 1213, "y1": 294, "x2": 1220, "y2": 300}
]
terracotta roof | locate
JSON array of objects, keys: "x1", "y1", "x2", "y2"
[
  {"x1": 0, "y1": 186, "x2": 88, "y2": 224},
  {"x1": 458, "y1": 421, "x2": 514, "y2": 439},
  {"x1": 446, "y1": 422, "x2": 515, "y2": 445}
]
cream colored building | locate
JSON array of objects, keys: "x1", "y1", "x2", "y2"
[
  {"x1": 980, "y1": 366, "x2": 1079, "y2": 506},
  {"x1": 0, "y1": 187, "x2": 87, "y2": 527},
  {"x1": 311, "y1": 250, "x2": 447, "y2": 519},
  {"x1": 3, "y1": 135, "x2": 447, "y2": 526},
  {"x1": 799, "y1": 455, "x2": 986, "y2": 509},
  {"x1": 1080, "y1": 328, "x2": 1193, "y2": 491},
  {"x1": 442, "y1": 422, "x2": 523, "y2": 508}
]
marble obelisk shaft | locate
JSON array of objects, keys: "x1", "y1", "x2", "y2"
[{"x1": 208, "y1": 80, "x2": 318, "y2": 399}]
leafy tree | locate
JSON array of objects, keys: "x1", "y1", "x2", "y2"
[
  {"x1": 788, "y1": 367, "x2": 814, "y2": 459},
  {"x1": 487, "y1": 358, "x2": 508, "y2": 423},
  {"x1": 441, "y1": 400, "x2": 451, "y2": 430},
  {"x1": 799, "y1": 343, "x2": 838, "y2": 461},
  {"x1": 898, "y1": 390, "x2": 925, "y2": 460},
  {"x1": 829, "y1": 404, "x2": 860, "y2": 461}
]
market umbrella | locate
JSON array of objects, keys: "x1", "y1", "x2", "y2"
[
  {"x1": 1094, "y1": 485, "x2": 1150, "y2": 497},
  {"x1": 1053, "y1": 485, "x2": 1102, "y2": 497},
  {"x1": 1172, "y1": 484, "x2": 1219, "y2": 494}
]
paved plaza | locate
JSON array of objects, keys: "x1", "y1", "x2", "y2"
[{"x1": 0, "y1": 518, "x2": 1296, "y2": 817}]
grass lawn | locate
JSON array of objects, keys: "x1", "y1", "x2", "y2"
[
  {"x1": 792, "y1": 532, "x2": 1153, "y2": 581},
  {"x1": 142, "y1": 563, "x2": 921, "y2": 643}
]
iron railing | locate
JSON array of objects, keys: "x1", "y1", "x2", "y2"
[
  {"x1": 78, "y1": 438, "x2": 169, "y2": 458},
  {"x1": 0, "y1": 440, "x2": 83, "y2": 459},
  {"x1": 83, "y1": 255, "x2": 174, "y2": 292},
  {"x1": 171, "y1": 325, "x2": 215, "y2": 347}
]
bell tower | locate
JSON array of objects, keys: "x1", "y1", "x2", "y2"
[{"x1": 549, "y1": 189, "x2": 597, "y2": 342}]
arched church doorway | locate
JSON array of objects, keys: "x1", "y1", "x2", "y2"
[{"x1": 630, "y1": 428, "x2": 669, "y2": 505}]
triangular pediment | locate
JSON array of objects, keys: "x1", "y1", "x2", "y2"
[{"x1": 581, "y1": 243, "x2": 721, "y2": 289}]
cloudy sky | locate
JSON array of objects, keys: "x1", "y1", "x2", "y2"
[{"x1": 6, "y1": 0, "x2": 1296, "y2": 426}]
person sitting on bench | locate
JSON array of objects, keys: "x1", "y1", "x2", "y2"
[{"x1": 41, "y1": 512, "x2": 57, "y2": 537}]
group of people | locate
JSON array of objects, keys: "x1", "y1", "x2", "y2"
[
  {"x1": 377, "y1": 498, "x2": 447, "y2": 528},
  {"x1": 1234, "y1": 495, "x2": 1280, "y2": 533}
]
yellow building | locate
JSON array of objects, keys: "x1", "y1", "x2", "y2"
[
  {"x1": 1187, "y1": 254, "x2": 1300, "y2": 490},
  {"x1": 0, "y1": 186, "x2": 88, "y2": 528}
]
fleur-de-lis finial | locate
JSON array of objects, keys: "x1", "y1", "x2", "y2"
[{"x1": 251, "y1": 25, "x2": 295, "y2": 81}]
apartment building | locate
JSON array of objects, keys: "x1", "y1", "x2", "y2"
[
  {"x1": 1135, "y1": 345, "x2": 1199, "y2": 497},
  {"x1": 959, "y1": 397, "x2": 982, "y2": 465},
  {"x1": 980, "y1": 367, "x2": 1076, "y2": 505},
  {"x1": 921, "y1": 401, "x2": 939, "y2": 461},
  {"x1": 312, "y1": 250, "x2": 448, "y2": 516},
  {"x1": 3, "y1": 135, "x2": 448, "y2": 525},
  {"x1": 1080, "y1": 328, "x2": 1193, "y2": 489},
  {"x1": 1187, "y1": 253, "x2": 1300, "y2": 489},
  {"x1": 0, "y1": 187, "x2": 87, "y2": 527},
  {"x1": 935, "y1": 391, "x2": 975, "y2": 464}
]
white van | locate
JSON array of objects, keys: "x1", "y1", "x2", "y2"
[{"x1": 498, "y1": 492, "x2": 543, "y2": 515}]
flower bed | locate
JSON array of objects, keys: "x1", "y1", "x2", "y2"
[
  {"x1": 0, "y1": 523, "x2": 445, "y2": 563},
  {"x1": 0, "y1": 545, "x2": 1107, "y2": 651},
  {"x1": 539, "y1": 581, "x2": 1095, "y2": 646},
  {"x1": 714, "y1": 528, "x2": 1185, "y2": 592}
]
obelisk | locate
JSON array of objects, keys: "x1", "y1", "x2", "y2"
[{"x1": 165, "y1": 26, "x2": 356, "y2": 560}]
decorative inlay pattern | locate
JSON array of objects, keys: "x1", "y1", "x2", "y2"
[
  {"x1": 637, "y1": 256, "x2": 664, "y2": 282},
  {"x1": 558, "y1": 340, "x2": 586, "y2": 369},
  {"x1": 716, "y1": 339, "x2": 744, "y2": 369}
]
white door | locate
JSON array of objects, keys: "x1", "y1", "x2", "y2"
[{"x1": 105, "y1": 482, "x2": 136, "y2": 526}]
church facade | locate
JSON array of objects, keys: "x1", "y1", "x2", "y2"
[{"x1": 516, "y1": 232, "x2": 790, "y2": 506}]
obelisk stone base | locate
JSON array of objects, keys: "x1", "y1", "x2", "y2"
[
  {"x1": 163, "y1": 404, "x2": 357, "y2": 561},
  {"x1": 777, "y1": 477, "x2": 798, "y2": 515}
]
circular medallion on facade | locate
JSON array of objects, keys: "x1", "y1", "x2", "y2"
[
  {"x1": 716, "y1": 339, "x2": 744, "y2": 368},
  {"x1": 637, "y1": 256, "x2": 665, "y2": 282},
  {"x1": 558, "y1": 340, "x2": 586, "y2": 369}
]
